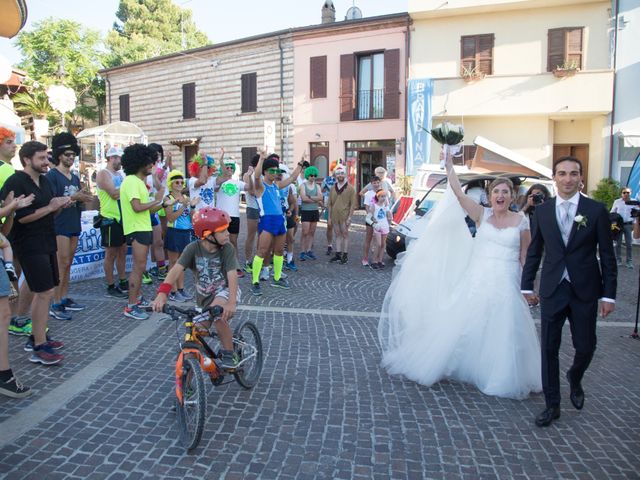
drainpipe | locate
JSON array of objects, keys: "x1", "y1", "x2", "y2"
[
  {"x1": 607, "y1": 0, "x2": 620, "y2": 178},
  {"x1": 278, "y1": 37, "x2": 285, "y2": 162},
  {"x1": 106, "y1": 76, "x2": 112, "y2": 124},
  {"x1": 404, "y1": 17, "x2": 411, "y2": 176}
]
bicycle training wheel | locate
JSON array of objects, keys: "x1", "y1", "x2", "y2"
[
  {"x1": 233, "y1": 321, "x2": 263, "y2": 389},
  {"x1": 175, "y1": 355, "x2": 207, "y2": 450}
]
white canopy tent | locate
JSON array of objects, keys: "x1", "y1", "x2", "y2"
[{"x1": 77, "y1": 121, "x2": 147, "y2": 169}]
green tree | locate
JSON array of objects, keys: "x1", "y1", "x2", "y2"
[
  {"x1": 591, "y1": 177, "x2": 621, "y2": 210},
  {"x1": 15, "y1": 18, "x2": 105, "y2": 124},
  {"x1": 106, "y1": 0, "x2": 210, "y2": 67}
]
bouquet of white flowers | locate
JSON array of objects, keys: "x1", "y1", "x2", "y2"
[{"x1": 423, "y1": 122, "x2": 464, "y2": 168}]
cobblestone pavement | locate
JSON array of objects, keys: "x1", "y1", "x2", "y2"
[{"x1": 1, "y1": 210, "x2": 639, "y2": 479}]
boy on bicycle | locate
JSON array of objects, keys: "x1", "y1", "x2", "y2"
[{"x1": 152, "y1": 207, "x2": 240, "y2": 369}]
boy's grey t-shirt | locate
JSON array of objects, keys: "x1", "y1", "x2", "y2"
[{"x1": 178, "y1": 241, "x2": 239, "y2": 308}]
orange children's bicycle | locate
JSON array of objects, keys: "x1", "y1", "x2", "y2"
[{"x1": 160, "y1": 304, "x2": 263, "y2": 450}]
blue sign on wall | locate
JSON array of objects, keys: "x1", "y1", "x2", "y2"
[{"x1": 406, "y1": 79, "x2": 433, "y2": 176}]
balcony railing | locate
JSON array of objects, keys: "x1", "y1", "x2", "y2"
[{"x1": 357, "y1": 88, "x2": 384, "y2": 120}]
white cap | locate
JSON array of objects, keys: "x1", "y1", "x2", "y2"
[
  {"x1": 106, "y1": 146, "x2": 123, "y2": 158},
  {"x1": 279, "y1": 163, "x2": 290, "y2": 174}
]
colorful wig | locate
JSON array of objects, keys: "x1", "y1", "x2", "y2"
[
  {"x1": 0, "y1": 127, "x2": 16, "y2": 144},
  {"x1": 188, "y1": 153, "x2": 217, "y2": 178}
]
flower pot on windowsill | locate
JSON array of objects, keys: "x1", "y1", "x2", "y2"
[
  {"x1": 462, "y1": 73, "x2": 485, "y2": 83},
  {"x1": 552, "y1": 68, "x2": 579, "y2": 78}
]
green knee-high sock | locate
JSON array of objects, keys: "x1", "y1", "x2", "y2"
[
  {"x1": 273, "y1": 255, "x2": 284, "y2": 281},
  {"x1": 252, "y1": 256, "x2": 264, "y2": 284}
]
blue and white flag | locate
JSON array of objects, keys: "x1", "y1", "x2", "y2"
[{"x1": 406, "y1": 78, "x2": 433, "y2": 176}]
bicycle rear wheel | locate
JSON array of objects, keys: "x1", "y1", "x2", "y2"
[
  {"x1": 233, "y1": 321, "x2": 263, "y2": 389},
  {"x1": 175, "y1": 355, "x2": 207, "y2": 450}
]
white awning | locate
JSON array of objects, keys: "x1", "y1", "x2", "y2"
[
  {"x1": 471, "y1": 135, "x2": 553, "y2": 179},
  {"x1": 76, "y1": 121, "x2": 146, "y2": 141}
]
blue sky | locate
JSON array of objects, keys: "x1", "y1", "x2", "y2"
[{"x1": 1, "y1": 0, "x2": 407, "y2": 65}]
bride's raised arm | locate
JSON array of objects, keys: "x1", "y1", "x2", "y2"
[{"x1": 444, "y1": 151, "x2": 483, "y2": 223}]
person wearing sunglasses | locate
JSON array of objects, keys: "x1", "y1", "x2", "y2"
[
  {"x1": 610, "y1": 187, "x2": 634, "y2": 268},
  {"x1": 249, "y1": 150, "x2": 304, "y2": 296},
  {"x1": 163, "y1": 170, "x2": 196, "y2": 302},
  {"x1": 214, "y1": 159, "x2": 246, "y2": 278},
  {"x1": 46, "y1": 133, "x2": 95, "y2": 321},
  {"x1": 298, "y1": 166, "x2": 323, "y2": 261}
]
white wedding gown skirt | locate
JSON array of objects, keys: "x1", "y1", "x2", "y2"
[{"x1": 379, "y1": 188, "x2": 542, "y2": 400}]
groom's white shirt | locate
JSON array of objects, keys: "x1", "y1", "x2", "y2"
[{"x1": 521, "y1": 191, "x2": 614, "y2": 303}]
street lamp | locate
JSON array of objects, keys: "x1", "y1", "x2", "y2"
[{"x1": 46, "y1": 61, "x2": 76, "y2": 130}]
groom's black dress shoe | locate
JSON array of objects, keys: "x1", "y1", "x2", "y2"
[
  {"x1": 535, "y1": 406, "x2": 561, "y2": 427},
  {"x1": 567, "y1": 371, "x2": 585, "y2": 410}
]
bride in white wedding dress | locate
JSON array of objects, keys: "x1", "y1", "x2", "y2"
[{"x1": 378, "y1": 153, "x2": 542, "y2": 400}]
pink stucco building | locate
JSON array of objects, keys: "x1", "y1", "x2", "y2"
[{"x1": 293, "y1": 13, "x2": 410, "y2": 191}]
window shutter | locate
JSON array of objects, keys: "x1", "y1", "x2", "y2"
[
  {"x1": 119, "y1": 94, "x2": 130, "y2": 122},
  {"x1": 460, "y1": 36, "x2": 477, "y2": 74},
  {"x1": 383, "y1": 49, "x2": 400, "y2": 119},
  {"x1": 547, "y1": 28, "x2": 566, "y2": 71},
  {"x1": 477, "y1": 34, "x2": 494, "y2": 75},
  {"x1": 241, "y1": 147, "x2": 258, "y2": 174},
  {"x1": 310, "y1": 56, "x2": 327, "y2": 99},
  {"x1": 339, "y1": 54, "x2": 355, "y2": 121},
  {"x1": 566, "y1": 28, "x2": 583, "y2": 69},
  {"x1": 182, "y1": 82, "x2": 196, "y2": 119},
  {"x1": 241, "y1": 73, "x2": 257, "y2": 113}
]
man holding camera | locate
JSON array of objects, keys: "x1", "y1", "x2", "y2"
[{"x1": 610, "y1": 187, "x2": 634, "y2": 269}]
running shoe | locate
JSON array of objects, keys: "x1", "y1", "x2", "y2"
[
  {"x1": 169, "y1": 291, "x2": 188, "y2": 303},
  {"x1": 157, "y1": 265, "x2": 168, "y2": 280},
  {"x1": 24, "y1": 335, "x2": 64, "y2": 352},
  {"x1": 251, "y1": 283, "x2": 262, "y2": 296},
  {"x1": 326, "y1": 245, "x2": 333, "y2": 256},
  {"x1": 299, "y1": 252, "x2": 307, "y2": 261},
  {"x1": 142, "y1": 271, "x2": 153, "y2": 285},
  {"x1": 118, "y1": 279, "x2": 129, "y2": 292},
  {"x1": 178, "y1": 289, "x2": 193, "y2": 301},
  {"x1": 270, "y1": 278, "x2": 290, "y2": 290},
  {"x1": 220, "y1": 350, "x2": 240, "y2": 370},
  {"x1": 149, "y1": 266, "x2": 159, "y2": 277},
  {"x1": 259, "y1": 267, "x2": 270, "y2": 281},
  {"x1": 236, "y1": 269, "x2": 245, "y2": 278},
  {"x1": 124, "y1": 305, "x2": 149, "y2": 320},
  {"x1": 30, "y1": 344, "x2": 64, "y2": 365},
  {"x1": 49, "y1": 303, "x2": 72, "y2": 321},
  {"x1": 137, "y1": 297, "x2": 151, "y2": 308},
  {"x1": 0, "y1": 375, "x2": 32, "y2": 398},
  {"x1": 8, "y1": 316, "x2": 32, "y2": 336},
  {"x1": 62, "y1": 297, "x2": 86, "y2": 311},
  {"x1": 244, "y1": 261, "x2": 253, "y2": 274},
  {"x1": 105, "y1": 285, "x2": 128, "y2": 298},
  {"x1": 306, "y1": 251, "x2": 317, "y2": 260},
  {"x1": 284, "y1": 260, "x2": 298, "y2": 272}
]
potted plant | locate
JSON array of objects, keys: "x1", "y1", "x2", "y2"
[
  {"x1": 552, "y1": 60, "x2": 580, "y2": 78},
  {"x1": 461, "y1": 65, "x2": 485, "y2": 83},
  {"x1": 12, "y1": 90, "x2": 55, "y2": 138}
]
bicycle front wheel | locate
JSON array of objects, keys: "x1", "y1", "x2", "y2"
[
  {"x1": 233, "y1": 321, "x2": 263, "y2": 389},
  {"x1": 176, "y1": 355, "x2": 207, "y2": 450}
]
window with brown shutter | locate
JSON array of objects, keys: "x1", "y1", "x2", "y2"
[
  {"x1": 182, "y1": 82, "x2": 196, "y2": 119},
  {"x1": 119, "y1": 94, "x2": 130, "y2": 122},
  {"x1": 460, "y1": 34, "x2": 494, "y2": 76},
  {"x1": 340, "y1": 54, "x2": 355, "y2": 121},
  {"x1": 310, "y1": 56, "x2": 327, "y2": 99},
  {"x1": 241, "y1": 72, "x2": 257, "y2": 113},
  {"x1": 547, "y1": 27, "x2": 584, "y2": 71}
]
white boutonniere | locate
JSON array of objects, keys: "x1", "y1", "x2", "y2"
[{"x1": 574, "y1": 214, "x2": 588, "y2": 230}]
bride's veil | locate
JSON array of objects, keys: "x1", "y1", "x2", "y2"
[{"x1": 378, "y1": 186, "x2": 475, "y2": 352}]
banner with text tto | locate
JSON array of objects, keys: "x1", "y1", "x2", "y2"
[{"x1": 406, "y1": 78, "x2": 433, "y2": 176}]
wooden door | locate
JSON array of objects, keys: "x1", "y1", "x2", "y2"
[
  {"x1": 553, "y1": 144, "x2": 589, "y2": 186},
  {"x1": 309, "y1": 142, "x2": 329, "y2": 180}
]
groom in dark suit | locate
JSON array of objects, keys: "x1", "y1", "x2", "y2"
[{"x1": 522, "y1": 156, "x2": 617, "y2": 427}]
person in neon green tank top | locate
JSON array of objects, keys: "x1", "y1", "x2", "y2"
[{"x1": 96, "y1": 147, "x2": 128, "y2": 298}]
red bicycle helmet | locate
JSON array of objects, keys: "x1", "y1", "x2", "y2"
[{"x1": 193, "y1": 207, "x2": 231, "y2": 238}]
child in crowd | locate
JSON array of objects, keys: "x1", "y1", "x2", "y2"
[
  {"x1": 370, "y1": 190, "x2": 392, "y2": 270},
  {"x1": 152, "y1": 207, "x2": 240, "y2": 369}
]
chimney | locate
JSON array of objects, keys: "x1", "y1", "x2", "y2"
[{"x1": 321, "y1": 0, "x2": 336, "y2": 24}]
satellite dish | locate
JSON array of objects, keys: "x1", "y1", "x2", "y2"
[{"x1": 345, "y1": 6, "x2": 363, "y2": 20}]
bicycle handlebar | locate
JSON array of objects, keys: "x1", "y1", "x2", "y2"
[{"x1": 161, "y1": 304, "x2": 224, "y2": 319}]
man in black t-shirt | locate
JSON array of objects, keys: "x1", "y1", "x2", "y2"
[{"x1": 0, "y1": 141, "x2": 72, "y2": 365}]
